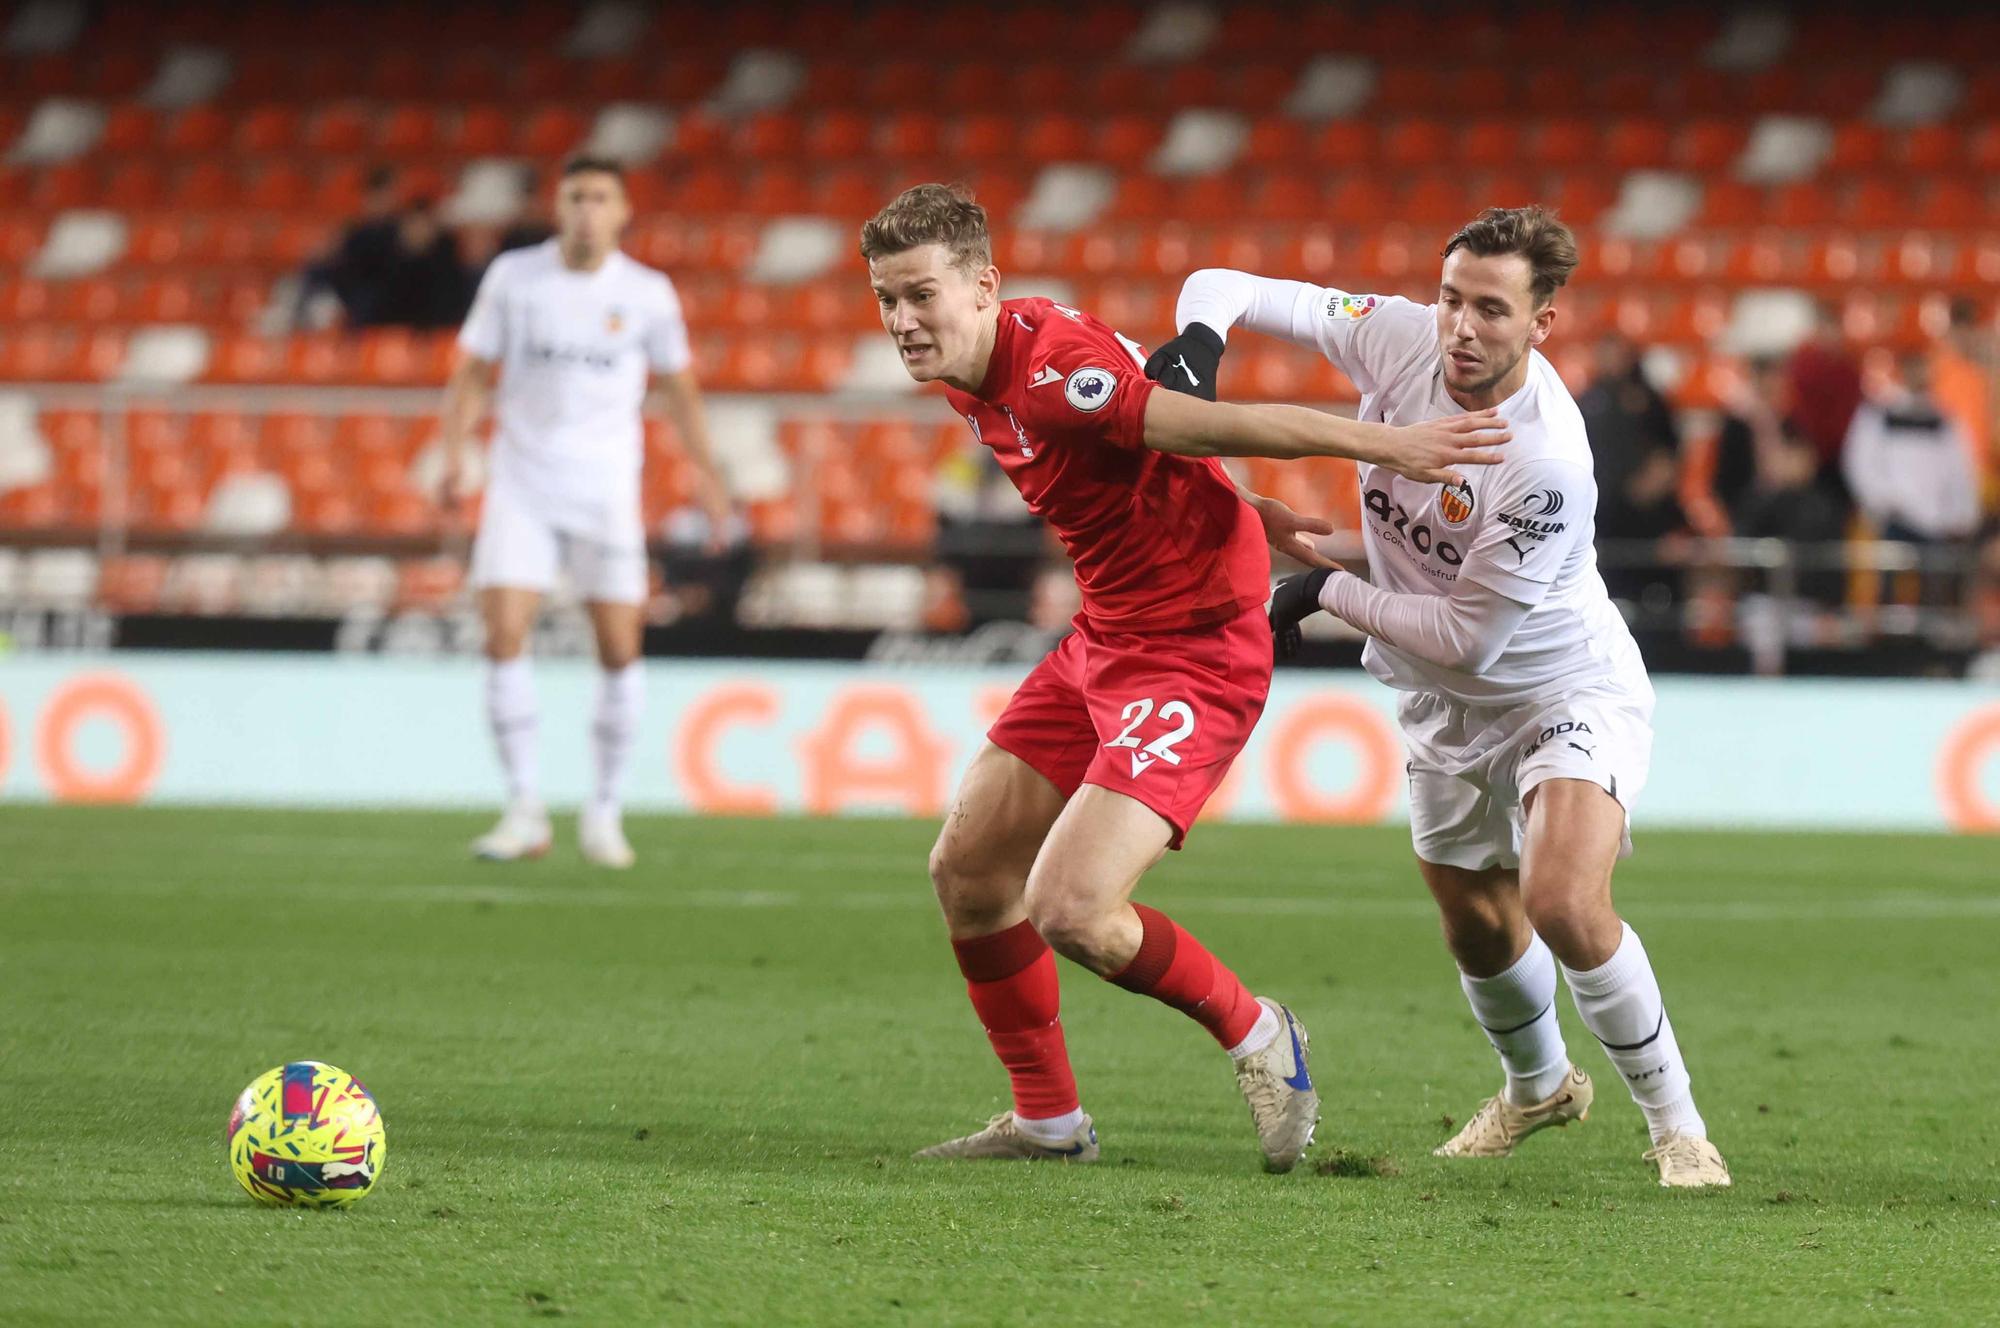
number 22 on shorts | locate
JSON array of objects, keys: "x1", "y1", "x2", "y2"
[{"x1": 1105, "y1": 697, "x2": 1197, "y2": 777}]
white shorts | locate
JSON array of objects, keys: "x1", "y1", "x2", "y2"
[
  {"x1": 469, "y1": 481, "x2": 648, "y2": 604},
  {"x1": 1397, "y1": 680, "x2": 1655, "y2": 872}
]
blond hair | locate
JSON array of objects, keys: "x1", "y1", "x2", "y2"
[{"x1": 858, "y1": 183, "x2": 992, "y2": 272}]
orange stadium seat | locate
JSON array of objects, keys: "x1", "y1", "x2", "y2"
[
  {"x1": 100, "y1": 105, "x2": 157, "y2": 153},
  {"x1": 163, "y1": 106, "x2": 229, "y2": 155},
  {"x1": 1899, "y1": 124, "x2": 1960, "y2": 174},
  {"x1": 805, "y1": 111, "x2": 870, "y2": 161},
  {"x1": 1307, "y1": 122, "x2": 1377, "y2": 170},
  {"x1": 737, "y1": 112, "x2": 804, "y2": 159},
  {"x1": 244, "y1": 163, "x2": 310, "y2": 212},
  {"x1": 0, "y1": 278, "x2": 51, "y2": 321},
  {"x1": 29, "y1": 164, "x2": 90, "y2": 211},
  {"x1": 1920, "y1": 180, "x2": 1984, "y2": 230},
  {"x1": 1673, "y1": 120, "x2": 1747, "y2": 172},
  {"x1": 445, "y1": 105, "x2": 513, "y2": 157},
  {"x1": 304, "y1": 105, "x2": 371, "y2": 156},
  {"x1": 511, "y1": 105, "x2": 584, "y2": 158},
  {"x1": 1093, "y1": 116, "x2": 1162, "y2": 169},
  {"x1": 434, "y1": 51, "x2": 503, "y2": 102},
  {"x1": 377, "y1": 105, "x2": 443, "y2": 157}
]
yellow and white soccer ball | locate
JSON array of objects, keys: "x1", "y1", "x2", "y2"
[{"x1": 227, "y1": 1061, "x2": 386, "y2": 1207}]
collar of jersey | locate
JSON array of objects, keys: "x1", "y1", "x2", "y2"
[{"x1": 971, "y1": 300, "x2": 1028, "y2": 402}]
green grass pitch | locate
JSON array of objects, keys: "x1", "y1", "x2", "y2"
[{"x1": 2, "y1": 806, "x2": 1996, "y2": 1325}]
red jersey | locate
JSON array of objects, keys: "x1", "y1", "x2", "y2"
[{"x1": 941, "y1": 297, "x2": 1270, "y2": 633}]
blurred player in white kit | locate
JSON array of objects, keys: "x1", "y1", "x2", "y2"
[{"x1": 438, "y1": 156, "x2": 729, "y2": 868}]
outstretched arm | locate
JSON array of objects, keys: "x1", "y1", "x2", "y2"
[
  {"x1": 1174, "y1": 268, "x2": 1330, "y2": 354},
  {"x1": 1142, "y1": 387, "x2": 1509, "y2": 487},
  {"x1": 1270, "y1": 566, "x2": 1533, "y2": 672}
]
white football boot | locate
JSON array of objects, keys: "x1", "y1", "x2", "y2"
[
  {"x1": 471, "y1": 801, "x2": 551, "y2": 861},
  {"x1": 1645, "y1": 1132, "x2": 1733, "y2": 1188},
  {"x1": 578, "y1": 806, "x2": 636, "y2": 869},
  {"x1": 914, "y1": 1112, "x2": 1098, "y2": 1162},
  {"x1": 1234, "y1": 998, "x2": 1319, "y2": 1173},
  {"x1": 1435, "y1": 1064, "x2": 1594, "y2": 1158}
]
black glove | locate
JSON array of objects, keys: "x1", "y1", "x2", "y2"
[
  {"x1": 1143, "y1": 322, "x2": 1225, "y2": 401},
  {"x1": 1269, "y1": 568, "x2": 1333, "y2": 662}
]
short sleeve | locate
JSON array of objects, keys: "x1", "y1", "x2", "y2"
[
  {"x1": 645, "y1": 273, "x2": 693, "y2": 374},
  {"x1": 1457, "y1": 457, "x2": 1595, "y2": 605},
  {"x1": 1015, "y1": 322, "x2": 1156, "y2": 449},
  {"x1": 1305, "y1": 290, "x2": 1436, "y2": 397},
  {"x1": 457, "y1": 259, "x2": 508, "y2": 360}
]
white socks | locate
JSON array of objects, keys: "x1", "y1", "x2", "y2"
[
  {"x1": 1227, "y1": 1001, "x2": 1283, "y2": 1061},
  {"x1": 589, "y1": 662, "x2": 644, "y2": 820},
  {"x1": 1460, "y1": 933, "x2": 1571, "y2": 1106},
  {"x1": 1014, "y1": 1106, "x2": 1086, "y2": 1144},
  {"x1": 1563, "y1": 923, "x2": 1706, "y2": 1143},
  {"x1": 484, "y1": 656, "x2": 540, "y2": 809}
]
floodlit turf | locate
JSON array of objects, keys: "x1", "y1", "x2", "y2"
[{"x1": 2, "y1": 807, "x2": 1997, "y2": 1326}]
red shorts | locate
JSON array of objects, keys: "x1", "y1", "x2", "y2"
[{"x1": 987, "y1": 604, "x2": 1272, "y2": 849}]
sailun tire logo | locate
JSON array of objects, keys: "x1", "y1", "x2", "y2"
[
  {"x1": 1064, "y1": 367, "x2": 1116, "y2": 412},
  {"x1": 1518, "y1": 488, "x2": 1564, "y2": 518}
]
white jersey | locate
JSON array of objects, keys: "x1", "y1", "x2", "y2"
[
  {"x1": 1176, "y1": 272, "x2": 1647, "y2": 707},
  {"x1": 458, "y1": 240, "x2": 691, "y2": 514},
  {"x1": 1309, "y1": 289, "x2": 1645, "y2": 706}
]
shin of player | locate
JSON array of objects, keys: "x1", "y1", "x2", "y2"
[
  {"x1": 1194, "y1": 207, "x2": 1727, "y2": 1186},
  {"x1": 439, "y1": 156, "x2": 731, "y2": 867},
  {"x1": 868, "y1": 184, "x2": 1508, "y2": 1169}
]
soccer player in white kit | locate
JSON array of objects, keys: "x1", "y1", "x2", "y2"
[
  {"x1": 1154, "y1": 208, "x2": 1731, "y2": 1187},
  {"x1": 437, "y1": 157, "x2": 729, "y2": 868}
]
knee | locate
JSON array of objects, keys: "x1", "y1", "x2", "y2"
[
  {"x1": 1437, "y1": 889, "x2": 1525, "y2": 974},
  {"x1": 598, "y1": 644, "x2": 639, "y2": 672},
  {"x1": 1020, "y1": 872, "x2": 1114, "y2": 968},
  {"x1": 484, "y1": 622, "x2": 529, "y2": 662},
  {"x1": 1521, "y1": 885, "x2": 1608, "y2": 964},
  {"x1": 928, "y1": 836, "x2": 1016, "y2": 930}
]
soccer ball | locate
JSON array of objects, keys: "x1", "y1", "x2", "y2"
[{"x1": 227, "y1": 1061, "x2": 386, "y2": 1207}]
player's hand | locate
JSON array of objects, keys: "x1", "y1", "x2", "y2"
[
  {"x1": 436, "y1": 452, "x2": 476, "y2": 512},
  {"x1": 698, "y1": 475, "x2": 733, "y2": 555},
  {"x1": 1383, "y1": 409, "x2": 1511, "y2": 486},
  {"x1": 1144, "y1": 322, "x2": 1225, "y2": 401},
  {"x1": 1247, "y1": 493, "x2": 1340, "y2": 569},
  {"x1": 1269, "y1": 567, "x2": 1333, "y2": 662}
]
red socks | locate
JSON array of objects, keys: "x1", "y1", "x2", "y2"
[
  {"x1": 1109, "y1": 903, "x2": 1262, "y2": 1049},
  {"x1": 950, "y1": 920, "x2": 1079, "y2": 1120}
]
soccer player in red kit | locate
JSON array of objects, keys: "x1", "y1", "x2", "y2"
[{"x1": 864, "y1": 185, "x2": 1507, "y2": 1171}]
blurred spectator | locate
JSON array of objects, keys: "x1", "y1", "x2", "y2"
[
  {"x1": 1930, "y1": 297, "x2": 1996, "y2": 510},
  {"x1": 1736, "y1": 434, "x2": 1849, "y2": 610},
  {"x1": 1843, "y1": 353, "x2": 1980, "y2": 605},
  {"x1": 296, "y1": 165, "x2": 403, "y2": 327},
  {"x1": 1710, "y1": 357, "x2": 1793, "y2": 526},
  {"x1": 1580, "y1": 334, "x2": 1681, "y2": 516},
  {"x1": 459, "y1": 171, "x2": 556, "y2": 277},
  {"x1": 1786, "y1": 302, "x2": 1863, "y2": 502},
  {"x1": 357, "y1": 201, "x2": 473, "y2": 330},
  {"x1": 1582, "y1": 336, "x2": 1685, "y2": 603},
  {"x1": 495, "y1": 171, "x2": 556, "y2": 257}
]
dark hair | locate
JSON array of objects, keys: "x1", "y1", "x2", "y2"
[
  {"x1": 364, "y1": 164, "x2": 397, "y2": 193},
  {"x1": 561, "y1": 155, "x2": 626, "y2": 183},
  {"x1": 1442, "y1": 206, "x2": 1579, "y2": 306},
  {"x1": 859, "y1": 183, "x2": 992, "y2": 273}
]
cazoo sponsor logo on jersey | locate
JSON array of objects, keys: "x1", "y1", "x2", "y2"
[{"x1": 1364, "y1": 487, "x2": 1462, "y2": 579}]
